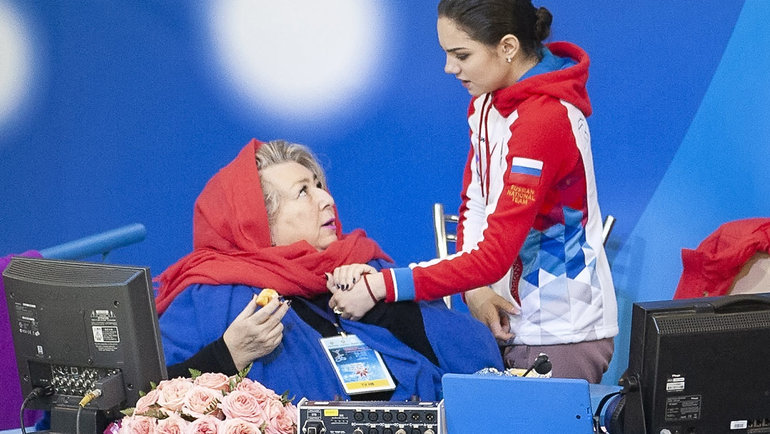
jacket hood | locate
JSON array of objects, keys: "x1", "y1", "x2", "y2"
[{"x1": 491, "y1": 41, "x2": 592, "y2": 117}]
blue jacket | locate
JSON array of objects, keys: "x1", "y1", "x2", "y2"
[{"x1": 159, "y1": 283, "x2": 502, "y2": 402}]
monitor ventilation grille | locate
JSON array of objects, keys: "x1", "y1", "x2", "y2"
[
  {"x1": 657, "y1": 311, "x2": 770, "y2": 334},
  {"x1": 4, "y1": 257, "x2": 142, "y2": 286}
]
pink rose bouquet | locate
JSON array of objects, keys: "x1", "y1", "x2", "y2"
[{"x1": 111, "y1": 366, "x2": 297, "y2": 434}]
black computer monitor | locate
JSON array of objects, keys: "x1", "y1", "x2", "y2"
[
  {"x1": 622, "y1": 293, "x2": 770, "y2": 434},
  {"x1": 2, "y1": 257, "x2": 167, "y2": 433}
]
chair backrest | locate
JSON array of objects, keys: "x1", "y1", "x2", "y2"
[
  {"x1": 431, "y1": 203, "x2": 616, "y2": 308},
  {"x1": 432, "y1": 203, "x2": 458, "y2": 308},
  {"x1": 602, "y1": 214, "x2": 616, "y2": 246},
  {"x1": 432, "y1": 203, "x2": 458, "y2": 258}
]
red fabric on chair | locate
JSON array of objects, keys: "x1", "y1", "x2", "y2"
[{"x1": 674, "y1": 218, "x2": 770, "y2": 299}]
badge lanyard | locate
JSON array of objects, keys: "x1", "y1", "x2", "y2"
[
  {"x1": 293, "y1": 297, "x2": 348, "y2": 336},
  {"x1": 294, "y1": 297, "x2": 396, "y2": 395}
]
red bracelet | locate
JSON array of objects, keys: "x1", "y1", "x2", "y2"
[{"x1": 362, "y1": 274, "x2": 378, "y2": 304}]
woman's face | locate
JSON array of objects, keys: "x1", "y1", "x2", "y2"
[
  {"x1": 261, "y1": 161, "x2": 338, "y2": 251},
  {"x1": 437, "y1": 17, "x2": 512, "y2": 96}
]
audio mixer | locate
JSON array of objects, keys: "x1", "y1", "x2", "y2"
[{"x1": 297, "y1": 399, "x2": 445, "y2": 434}]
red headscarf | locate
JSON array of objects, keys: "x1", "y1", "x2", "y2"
[
  {"x1": 155, "y1": 139, "x2": 391, "y2": 315},
  {"x1": 674, "y1": 218, "x2": 770, "y2": 299}
]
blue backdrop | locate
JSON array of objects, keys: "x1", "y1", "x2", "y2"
[{"x1": 1, "y1": 0, "x2": 768, "y2": 384}]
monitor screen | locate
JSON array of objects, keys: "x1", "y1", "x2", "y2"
[
  {"x1": 624, "y1": 293, "x2": 770, "y2": 434},
  {"x1": 2, "y1": 257, "x2": 167, "y2": 432}
]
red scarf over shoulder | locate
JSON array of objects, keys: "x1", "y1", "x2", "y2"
[
  {"x1": 155, "y1": 139, "x2": 391, "y2": 315},
  {"x1": 674, "y1": 218, "x2": 770, "y2": 299}
]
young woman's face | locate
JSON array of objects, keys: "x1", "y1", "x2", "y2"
[
  {"x1": 261, "y1": 161, "x2": 338, "y2": 251},
  {"x1": 437, "y1": 17, "x2": 511, "y2": 96}
]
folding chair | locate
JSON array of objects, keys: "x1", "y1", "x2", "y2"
[{"x1": 432, "y1": 203, "x2": 458, "y2": 308}]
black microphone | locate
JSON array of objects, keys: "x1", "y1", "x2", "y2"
[{"x1": 522, "y1": 353, "x2": 552, "y2": 377}]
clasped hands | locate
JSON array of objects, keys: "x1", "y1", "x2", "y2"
[
  {"x1": 326, "y1": 264, "x2": 383, "y2": 321},
  {"x1": 325, "y1": 265, "x2": 521, "y2": 343}
]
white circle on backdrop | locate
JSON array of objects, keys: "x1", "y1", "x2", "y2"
[
  {"x1": 208, "y1": 0, "x2": 383, "y2": 120},
  {"x1": 0, "y1": 2, "x2": 33, "y2": 130}
]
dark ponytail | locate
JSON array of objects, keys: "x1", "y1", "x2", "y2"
[
  {"x1": 438, "y1": 0, "x2": 552, "y2": 59},
  {"x1": 534, "y1": 6, "x2": 552, "y2": 42}
]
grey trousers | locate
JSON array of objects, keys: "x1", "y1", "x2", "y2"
[{"x1": 502, "y1": 337, "x2": 615, "y2": 384}]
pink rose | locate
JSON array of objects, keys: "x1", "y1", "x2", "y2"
[
  {"x1": 157, "y1": 377, "x2": 194, "y2": 412},
  {"x1": 118, "y1": 415, "x2": 156, "y2": 434},
  {"x1": 280, "y1": 403, "x2": 297, "y2": 429},
  {"x1": 155, "y1": 413, "x2": 189, "y2": 434},
  {"x1": 236, "y1": 378, "x2": 279, "y2": 405},
  {"x1": 184, "y1": 415, "x2": 221, "y2": 434},
  {"x1": 264, "y1": 402, "x2": 296, "y2": 434},
  {"x1": 193, "y1": 372, "x2": 231, "y2": 392},
  {"x1": 134, "y1": 388, "x2": 161, "y2": 416},
  {"x1": 182, "y1": 385, "x2": 223, "y2": 419},
  {"x1": 220, "y1": 390, "x2": 266, "y2": 425},
  {"x1": 218, "y1": 418, "x2": 261, "y2": 434},
  {"x1": 261, "y1": 399, "x2": 285, "y2": 422}
]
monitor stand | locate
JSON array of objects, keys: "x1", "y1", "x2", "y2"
[{"x1": 41, "y1": 407, "x2": 111, "y2": 434}]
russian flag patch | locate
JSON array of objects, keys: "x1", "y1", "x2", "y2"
[{"x1": 508, "y1": 157, "x2": 543, "y2": 186}]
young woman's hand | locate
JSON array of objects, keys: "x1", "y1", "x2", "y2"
[
  {"x1": 328, "y1": 271, "x2": 385, "y2": 320},
  {"x1": 465, "y1": 286, "x2": 520, "y2": 342},
  {"x1": 325, "y1": 263, "x2": 377, "y2": 291},
  {"x1": 223, "y1": 296, "x2": 290, "y2": 371}
]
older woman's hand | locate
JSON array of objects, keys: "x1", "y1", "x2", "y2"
[
  {"x1": 326, "y1": 263, "x2": 377, "y2": 291},
  {"x1": 328, "y1": 271, "x2": 385, "y2": 320},
  {"x1": 223, "y1": 296, "x2": 290, "y2": 371}
]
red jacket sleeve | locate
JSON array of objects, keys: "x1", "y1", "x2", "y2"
[{"x1": 384, "y1": 97, "x2": 580, "y2": 301}]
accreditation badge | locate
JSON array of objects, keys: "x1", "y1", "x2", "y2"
[{"x1": 320, "y1": 334, "x2": 396, "y2": 395}]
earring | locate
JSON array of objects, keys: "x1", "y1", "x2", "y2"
[{"x1": 506, "y1": 57, "x2": 512, "y2": 63}]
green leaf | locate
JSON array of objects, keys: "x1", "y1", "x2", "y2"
[
  {"x1": 189, "y1": 368, "x2": 202, "y2": 380},
  {"x1": 150, "y1": 381, "x2": 158, "y2": 390},
  {"x1": 138, "y1": 390, "x2": 146, "y2": 398},
  {"x1": 229, "y1": 364, "x2": 251, "y2": 390},
  {"x1": 179, "y1": 411, "x2": 197, "y2": 422},
  {"x1": 120, "y1": 408, "x2": 135, "y2": 417},
  {"x1": 204, "y1": 398, "x2": 221, "y2": 415},
  {"x1": 280, "y1": 390, "x2": 295, "y2": 406},
  {"x1": 138, "y1": 408, "x2": 169, "y2": 420},
  {"x1": 238, "y1": 363, "x2": 253, "y2": 379}
]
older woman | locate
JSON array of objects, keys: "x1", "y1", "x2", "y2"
[{"x1": 155, "y1": 138, "x2": 502, "y2": 402}]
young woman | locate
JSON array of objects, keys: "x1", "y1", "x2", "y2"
[{"x1": 329, "y1": 0, "x2": 617, "y2": 383}]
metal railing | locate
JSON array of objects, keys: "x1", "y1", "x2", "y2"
[{"x1": 39, "y1": 223, "x2": 147, "y2": 261}]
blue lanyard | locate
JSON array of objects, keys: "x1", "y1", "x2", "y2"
[{"x1": 293, "y1": 297, "x2": 348, "y2": 336}]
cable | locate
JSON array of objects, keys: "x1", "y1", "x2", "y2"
[
  {"x1": 592, "y1": 390, "x2": 622, "y2": 433},
  {"x1": 76, "y1": 389, "x2": 102, "y2": 434},
  {"x1": 19, "y1": 386, "x2": 54, "y2": 434},
  {"x1": 79, "y1": 388, "x2": 103, "y2": 407},
  {"x1": 76, "y1": 406, "x2": 84, "y2": 434}
]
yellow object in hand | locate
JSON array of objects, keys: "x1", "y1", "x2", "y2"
[{"x1": 255, "y1": 288, "x2": 279, "y2": 307}]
